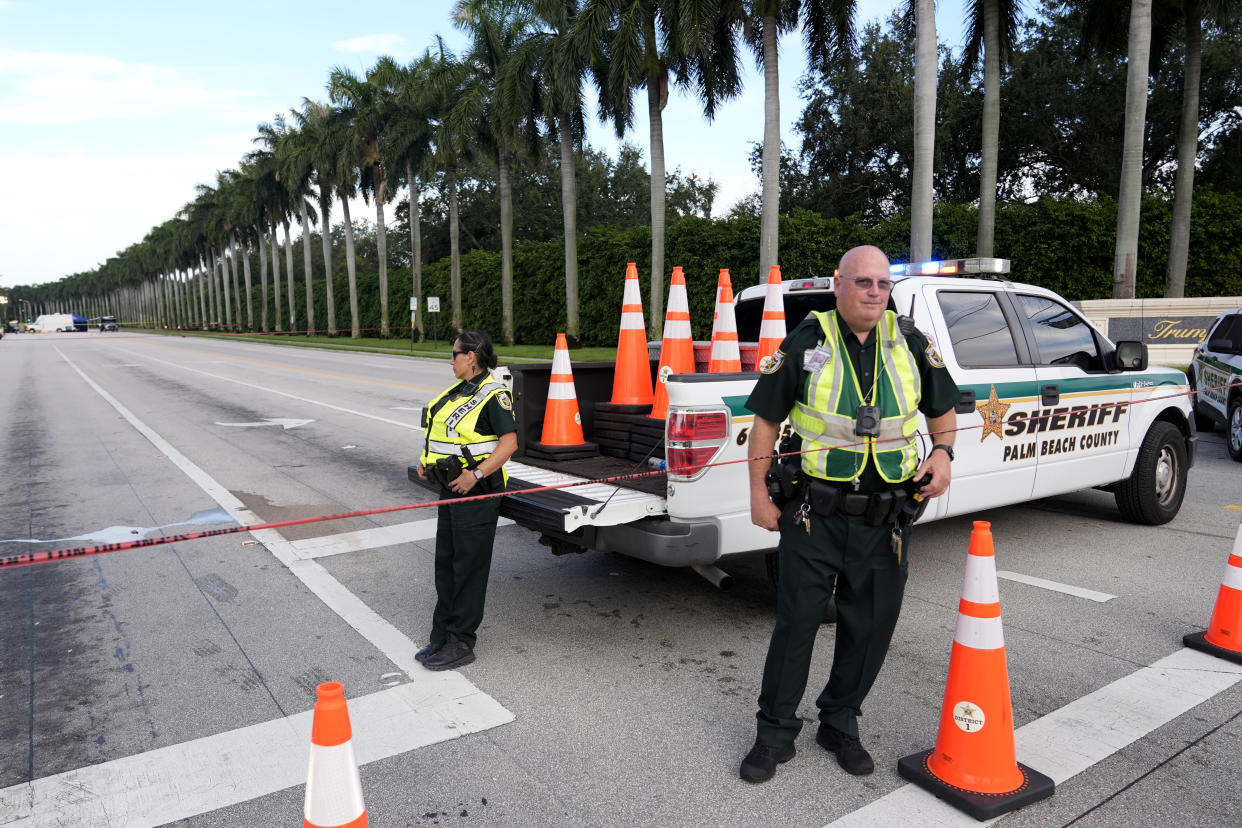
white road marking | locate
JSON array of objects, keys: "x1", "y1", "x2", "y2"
[
  {"x1": 214, "y1": 418, "x2": 315, "y2": 430},
  {"x1": 0, "y1": 678, "x2": 511, "y2": 828},
  {"x1": 997, "y1": 570, "x2": 1116, "y2": 602},
  {"x1": 116, "y1": 347, "x2": 422, "y2": 430},
  {"x1": 826, "y1": 647, "x2": 1242, "y2": 827},
  {"x1": 38, "y1": 348, "x2": 513, "y2": 823},
  {"x1": 265, "y1": 516, "x2": 514, "y2": 560}
]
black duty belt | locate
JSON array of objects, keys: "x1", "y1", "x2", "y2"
[{"x1": 806, "y1": 478, "x2": 908, "y2": 526}]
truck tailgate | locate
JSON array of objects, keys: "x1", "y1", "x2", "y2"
[{"x1": 503, "y1": 458, "x2": 667, "y2": 532}]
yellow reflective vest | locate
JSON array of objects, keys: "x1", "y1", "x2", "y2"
[
  {"x1": 790, "y1": 310, "x2": 921, "y2": 483},
  {"x1": 420, "y1": 376, "x2": 510, "y2": 484}
]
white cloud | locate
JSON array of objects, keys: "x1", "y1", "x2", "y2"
[
  {"x1": 0, "y1": 150, "x2": 243, "y2": 286},
  {"x1": 0, "y1": 48, "x2": 259, "y2": 126},
  {"x1": 332, "y1": 34, "x2": 405, "y2": 54}
]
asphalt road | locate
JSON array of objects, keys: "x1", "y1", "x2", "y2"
[{"x1": 1, "y1": 330, "x2": 1240, "y2": 828}]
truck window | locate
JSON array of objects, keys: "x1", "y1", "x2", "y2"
[
  {"x1": 1017, "y1": 294, "x2": 1103, "y2": 371},
  {"x1": 936, "y1": 291, "x2": 1021, "y2": 368},
  {"x1": 1210, "y1": 315, "x2": 1241, "y2": 349}
]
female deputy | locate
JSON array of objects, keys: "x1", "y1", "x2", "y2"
[{"x1": 415, "y1": 330, "x2": 517, "y2": 670}]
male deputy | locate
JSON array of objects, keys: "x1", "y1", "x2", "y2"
[{"x1": 740, "y1": 245, "x2": 959, "y2": 783}]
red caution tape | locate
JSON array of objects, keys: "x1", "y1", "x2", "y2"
[{"x1": 0, "y1": 382, "x2": 1206, "y2": 572}]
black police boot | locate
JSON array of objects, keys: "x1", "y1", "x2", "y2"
[
  {"x1": 415, "y1": 641, "x2": 442, "y2": 663},
  {"x1": 422, "y1": 635, "x2": 475, "y2": 671},
  {"x1": 816, "y1": 723, "x2": 874, "y2": 776},
  {"x1": 739, "y1": 741, "x2": 796, "y2": 783}
]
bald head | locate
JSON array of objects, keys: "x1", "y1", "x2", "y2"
[
  {"x1": 837, "y1": 245, "x2": 890, "y2": 276},
  {"x1": 834, "y1": 245, "x2": 893, "y2": 339}
]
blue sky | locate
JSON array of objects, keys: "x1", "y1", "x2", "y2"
[{"x1": 0, "y1": 0, "x2": 967, "y2": 290}]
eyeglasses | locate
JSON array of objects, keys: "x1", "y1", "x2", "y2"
[
  {"x1": 451, "y1": 349, "x2": 471, "y2": 359},
  {"x1": 838, "y1": 275, "x2": 894, "y2": 292}
]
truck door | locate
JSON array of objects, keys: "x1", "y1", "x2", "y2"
[
  {"x1": 1011, "y1": 293, "x2": 1130, "y2": 497},
  {"x1": 922, "y1": 286, "x2": 1040, "y2": 516}
]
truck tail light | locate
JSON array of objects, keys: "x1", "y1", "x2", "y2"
[{"x1": 666, "y1": 409, "x2": 730, "y2": 478}]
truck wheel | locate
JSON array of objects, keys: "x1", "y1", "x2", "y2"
[
  {"x1": 1228, "y1": 397, "x2": 1242, "y2": 463},
  {"x1": 765, "y1": 552, "x2": 837, "y2": 624},
  {"x1": 1188, "y1": 369, "x2": 1215, "y2": 432},
  {"x1": 1114, "y1": 421, "x2": 1188, "y2": 525}
]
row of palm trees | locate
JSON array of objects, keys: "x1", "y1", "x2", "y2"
[{"x1": 20, "y1": 0, "x2": 1226, "y2": 341}]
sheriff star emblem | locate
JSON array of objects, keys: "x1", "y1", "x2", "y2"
[{"x1": 976, "y1": 384, "x2": 1010, "y2": 441}]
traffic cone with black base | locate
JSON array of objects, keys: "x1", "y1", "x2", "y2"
[
  {"x1": 527, "y1": 333, "x2": 599, "y2": 461},
  {"x1": 304, "y1": 681, "x2": 368, "y2": 828},
  {"x1": 595, "y1": 262, "x2": 653, "y2": 458},
  {"x1": 1184, "y1": 519, "x2": 1242, "y2": 665},
  {"x1": 898, "y1": 522, "x2": 1053, "y2": 821}
]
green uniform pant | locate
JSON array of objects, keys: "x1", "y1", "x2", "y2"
[
  {"x1": 431, "y1": 490, "x2": 502, "y2": 650},
  {"x1": 756, "y1": 497, "x2": 909, "y2": 746}
]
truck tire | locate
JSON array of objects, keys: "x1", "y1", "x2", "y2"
[
  {"x1": 1188, "y1": 369, "x2": 1215, "y2": 432},
  {"x1": 1228, "y1": 396, "x2": 1242, "y2": 463},
  {"x1": 765, "y1": 552, "x2": 837, "y2": 624},
  {"x1": 1114, "y1": 421, "x2": 1188, "y2": 525}
]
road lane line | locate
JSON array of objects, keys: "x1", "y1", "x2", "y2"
[
  {"x1": 113, "y1": 347, "x2": 425, "y2": 430},
  {"x1": 826, "y1": 647, "x2": 1242, "y2": 827},
  {"x1": 266, "y1": 516, "x2": 514, "y2": 560},
  {"x1": 997, "y1": 570, "x2": 1116, "y2": 602},
  {"x1": 0, "y1": 678, "x2": 510, "y2": 828},
  {"x1": 47, "y1": 348, "x2": 513, "y2": 810}
]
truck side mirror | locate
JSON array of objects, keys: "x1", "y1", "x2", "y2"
[{"x1": 1114, "y1": 340, "x2": 1148, "y2": 371}]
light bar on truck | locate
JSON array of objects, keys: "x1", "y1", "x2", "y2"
[{"x1": 891, "y1": 257, "x2": 1012, "y2": 278}]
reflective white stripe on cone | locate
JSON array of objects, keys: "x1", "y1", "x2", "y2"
[
  {"x1": 1185, "y1": 519, "x2": 1242, "y2": 664},
  {"x1": 708, "y1": 282, "x2": 741, "y2": 372},
  {"x1": 755, "y1": 264, "x2": 786, "y2": 370},
  {"x1": 897, "y1": 521, "x2": 1054, "y2": 821},
  {"x1": 653, "y1": 266, "x2": 696, "y2": 418}
]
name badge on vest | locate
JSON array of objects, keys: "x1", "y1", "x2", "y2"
[{"x1": 803, "y1": 346, "x2": 832, "y2": 373}]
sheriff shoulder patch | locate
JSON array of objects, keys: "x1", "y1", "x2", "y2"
[
  {"x1": 925, "y1": 342, "x2": 946, "y2": 368},
  {"x1": 496, "y1": 390, "x2": 513, "y2": 411},
  {"x1": 760, "y1": 350, "x2": 786, "y2": 374}
]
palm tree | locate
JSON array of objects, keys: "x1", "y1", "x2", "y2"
[
  {"x1": 294, "y1": 99, "x2": 347, "y2": 334},
  {"x1": 427, "y1": 39, "x2": 474, "y2": 332},
  {"x1": 527, "y1": 0, "x2": 590, "y2": 344},
  {"x1": 724, "y1": 1, "x2": 853, "y2": 281},
  {"x1": 1114, "y1": 0, "x2": 1154, "y2": 299},
  {"x1": 331, "y1": 63, "x2": 396, "y2": 337},
  {"x1": 454, "y1": 0, "x2": 540, "y2": 346},
  {"x1": 1165, "y1": 0, "x2": 1232, "y2": 297},
  {"x1": 964, "y1": 0, "x2": 1021, "y2": 258},
  {"x1": 271, "y1": 111, "x2": 320, "y2": 334},
  {"x1": 576, "y1": 0, "x2": 714, "y2": 337},
  {"x1": 910, "y1": 0, "x2": 937, "y2": 262},
  {"x1": 382, "y1": 55, "x2": 437, "y2": 341}
]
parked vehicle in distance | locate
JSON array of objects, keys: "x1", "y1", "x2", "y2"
[
  {"x1": 1190, "y1": 306, "x2": 1242, "y2": 461},
  {"x1": 100, "y1": 316, "x2": 119, "y2": 332}
]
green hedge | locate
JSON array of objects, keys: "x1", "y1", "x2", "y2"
[{"x1": 244, "y1": 190, "x2": 1242, "y2": 346}]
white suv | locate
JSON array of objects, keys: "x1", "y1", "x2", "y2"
[{"x1": 1190, "y1": 307, "x2": 1242, "y2": 461}]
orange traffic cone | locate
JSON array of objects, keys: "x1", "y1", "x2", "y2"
[
  {"x1": 708, "y1": 268, "x2": 732, "y2": 344},
  {"x1": 708, "y1": 282, "x2": 741, "y2": 373},
  {"x1": 755, "y1": 265, "x2": 786, "y2": 371},
  {"x1": 898, "y1": 522, "x2": 1054, "y2": 820},
  {"x1": 610, "y1": 262, "x2": 654, "y2": 407},
  {"x1": 1184, "y1": 519, "x2": 1242, "y2": 665},
  {"x1": 651, "y1": 267, "x2": 696, "y2": 419},
  {"x1": 526, "y1": 334, "x2": 598, "y2": 460},
  {"x1": 304, "y1": 682, "x2": 368, "y2": 828}
]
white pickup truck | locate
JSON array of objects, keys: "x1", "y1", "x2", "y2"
[{"x1": 413, "y1": 259, "x2": 1196, "y2": 587}]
